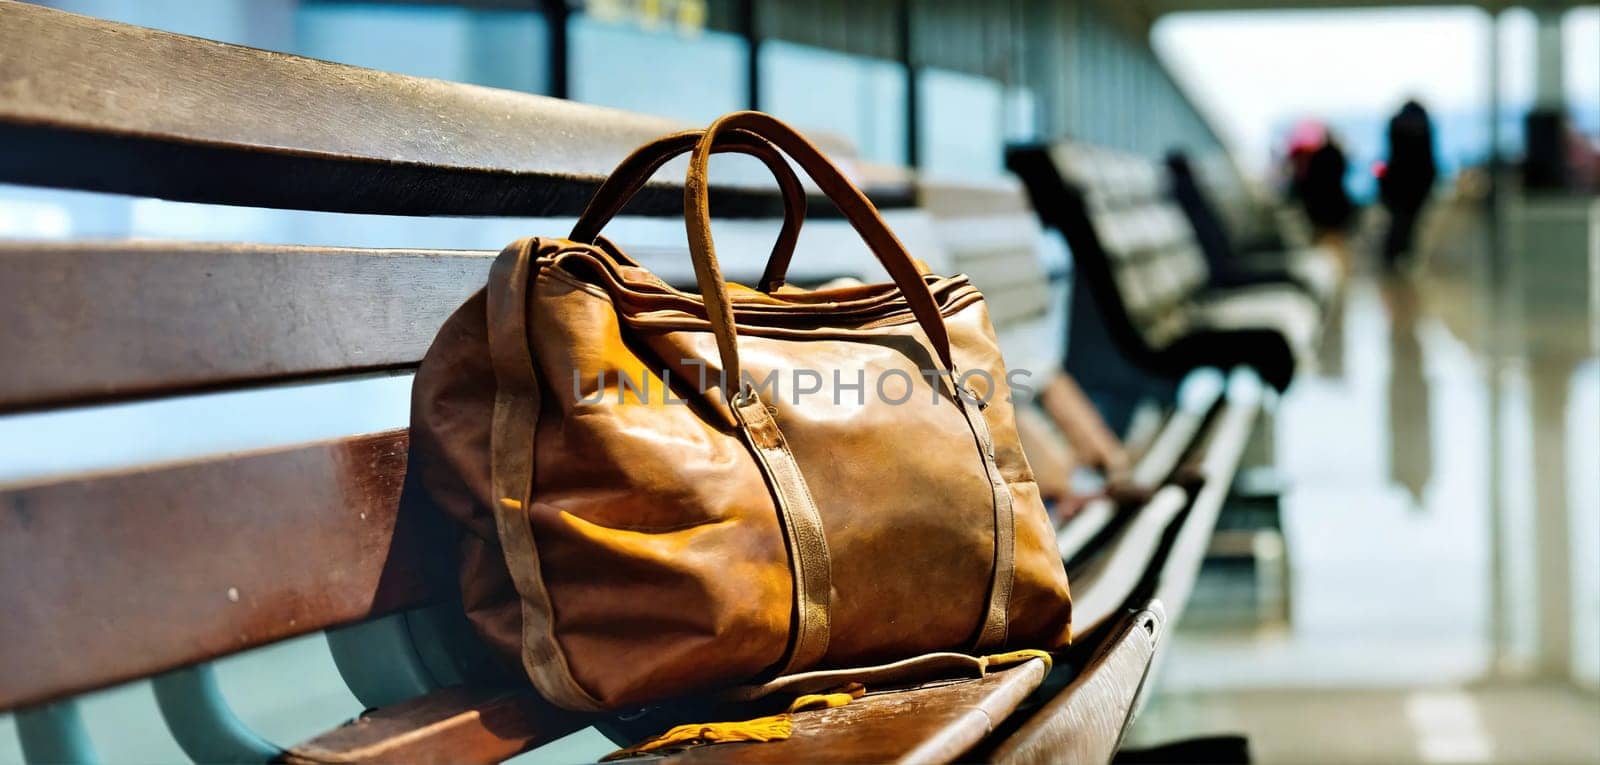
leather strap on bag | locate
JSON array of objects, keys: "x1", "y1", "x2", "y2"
[
  {"x1": 571, "y1": 127, "x2": 807, "y2": 292},
  {"x1": 732, "y1": 395, "x2": 833, "y2": 675},
  {"x1": 572, "y1": 125, "x2": 837, "y2": 674},
  {"x1": 955, "y1": 387, "x2": 1015, "y2": 650},
  {"x1": 684, "y1": 111, "x2": 959, "y2": 392},
  {"x1": 686, "y1": 113, "x2": 1014, "y2": 651},
  {"x1": 724, "y1": 649, "x2": 1052, "y2": 704},
  {"x1": 485, "y1": 238, "x2": 606, "y2": 712}
]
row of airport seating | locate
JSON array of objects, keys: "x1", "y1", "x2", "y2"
[
  {"x1": 1005, "y1": 144, "x2": 1336, "y2": 415},
  {"x1": 0, "y1": 4, "x2": 1331, "y2": 763}
]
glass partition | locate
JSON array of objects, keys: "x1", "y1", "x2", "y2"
[
  {"x1": 570, "y1": 14, "x2": 747, "y2": 123},
  {"x1": 760, "y1": 40, "x2": 907, "y2": 165},
  {"x1": 917, "y1": 67, "x2": 1006, "y2": 179}
]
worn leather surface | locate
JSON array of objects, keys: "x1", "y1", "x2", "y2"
[
  {"x1": 410, "y1": 114, "x2": 1072, "y2": 711},
  {"x1": 1013, "y1": 405, "x2": 1075, "y2": 506}
]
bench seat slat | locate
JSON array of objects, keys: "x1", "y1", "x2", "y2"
[
  {"x1": 286, "y1": 660, "x2": 1048, "y2": 765},
  {"x1": 1149, "y1": 380, "x2": 1263, "y2": 625},
  {"x1": 1024, "y1": 381, "x2": 1260, "y2": 765},
  {"x1": 990, "y1": 604, "x2": 1163, "y2": 765},
  {"x1": 284, "y1": 686, "x2": 592, "y2": 765},
  {"x1": 665, "y1": 660, "x2": 1048, "y2": 764},
  {"x1": 1063, "y1": 486, "x2": 1189, "y2": 637},
  {"x1": 0, "y1": 429, "x2": 444, "y2": 710}
]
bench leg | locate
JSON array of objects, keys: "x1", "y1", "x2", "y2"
[
  {"x1": 151, "y1": 664, "x2": 281, "y2": 763},
  {"x1": 16, "y1": 700, "x2": 96, "y2": 765},
  {"x1": 326, "y1": 613, "x2": 440, "y2": 709}
]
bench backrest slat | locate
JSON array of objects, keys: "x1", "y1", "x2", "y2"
[
  {"x1": 0, "y1": 3, "x2": 914, "y2": 218},
  {"x1": 0, "y1": 429, "x2": 439, "y2": 710},
  {"x1": 0, "y1": 242, "x2": 492, "y2": 413}
]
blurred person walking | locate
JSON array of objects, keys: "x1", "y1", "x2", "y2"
[
  {"x1": 1378, "y1": 100, "x2": 1437, "y2": 271},
  {"x1": 1286, "y1": 121, "x2": 1356, "y2": 241}
]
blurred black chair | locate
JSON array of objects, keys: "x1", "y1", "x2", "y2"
[
  {"x1": 1165, "y1": 150, "x2": 1338, "y2": 304},
  {"x1": 1007, "y1": 142, "x2": 1322, "y2": 396}
]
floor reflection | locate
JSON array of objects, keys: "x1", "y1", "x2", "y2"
[
  {"x1": 1383, "y1": 272, "x2": 1432, "y2": 507},
  {"x1": 1128, "y1": 193, "x2": 1600, "y2": 763}
]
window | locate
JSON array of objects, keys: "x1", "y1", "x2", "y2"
[
  {"x1": 760, "y1": 40, "x2": 907, "y2": 165},
  {"x1": 296, "y1": 3, "x2": 549, "y2": 93},
  {"x1": 569, "y1": 14, "x2": 747, "y2": 123},
  {"x1": 917, "y1": 68, "x2": 1006, "y2": 179}
]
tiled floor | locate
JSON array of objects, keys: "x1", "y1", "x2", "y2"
[
  {"x1": 1126, "y1": 196, "x2": 1600, "y2": 763},
  {"x1": 1130, "y1": 685, "x2": 1600, "y2": 764}
]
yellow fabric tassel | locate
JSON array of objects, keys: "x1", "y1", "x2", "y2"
[
  {"x1": 601, "y1": 715, "x2": 793, "y2": 760},
  {"x1": 603, "y1": 684, "x2": 865, "y2": 760},
  {"x1": 787, "y1": 683, "x2": 866, "y2": 712},
  {"x1": 979, "y1": 648, "x2": 1053, "y2": 673}
]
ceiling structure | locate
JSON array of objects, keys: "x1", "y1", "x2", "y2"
[
  {"x1": 1111, "y1": 0, "x2": 1593, "y2": 31},
  {"x1": 1137, "y1": 0, "x2": 1590, "y2": 13}
]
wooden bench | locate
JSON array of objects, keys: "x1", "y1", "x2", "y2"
[
  {"x1": 2, "y1": 5, "x2": 1259, "y2": 763},
  {"x1": 1006, "y1": 141, "x2": 1323, "y2": 397}
]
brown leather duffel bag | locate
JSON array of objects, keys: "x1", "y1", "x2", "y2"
[{"x1": 409, "y1": 111, "x2": 1072, "y2": 712}]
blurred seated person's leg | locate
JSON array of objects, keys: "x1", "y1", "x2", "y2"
[
  {"x1": 1014, "y1": 404, "x2": 1081, "y2": 519},
  {"x1": 1039, "y1": 373, "x2": 1129, "y2": 474}
]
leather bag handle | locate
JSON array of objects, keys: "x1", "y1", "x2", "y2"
[
  {"x1": 571, "y1": 127, "x2": 805, "y2": 291},
  {"x1": 683, "y1": 111, "x2": 959, "y2": 399},
  {"x1": 684, "y1": 114, "x2": 1013, "y2": 653}
]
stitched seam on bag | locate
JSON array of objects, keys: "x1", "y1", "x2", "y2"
[
  {"x1": 546, "y1": 243, "x2": 975, "y2": 305},
  {"x1": 543, "y1": 268, "x2": 982, "y2": 319},
  {"x1": 539, "y1": 265, "x2": 985, "y2": 331}
]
